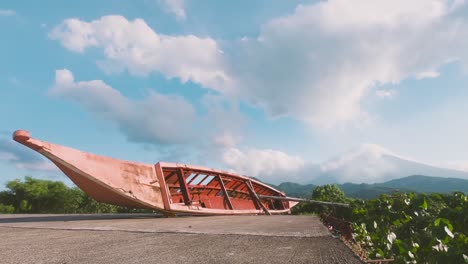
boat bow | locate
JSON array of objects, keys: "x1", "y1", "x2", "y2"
[{"x1": 13, "y1": 130, "x2": 164, "y2": 210}]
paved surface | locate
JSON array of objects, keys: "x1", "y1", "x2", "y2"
[{"x1": 0, "y1": 214, "x2": 363, "y2": 264}]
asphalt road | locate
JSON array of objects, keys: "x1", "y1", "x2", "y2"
[{"x1": 0, "y1": 214, "x2": 363, "y2": 264}]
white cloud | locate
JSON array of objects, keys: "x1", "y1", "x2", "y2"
[
  {"x1": 450, "y1": 0, "x2": 467, "y2": 12},
  {"x1": 438, "y1": 160, "x2": 468, "y2": 172},
  {"x1": 317, "y1": 143, "x2": 402, "y2": 183},
  {"x1": 159, "y1": 0, "x2": 186, "y2": 21},
  {"x1": 222, "y1": 147, "x2": 305, "y2": 180},
  {"x1": 309, "y1": 0, "x2": 447, "y2": 30},
  {"x1": 320, "y1": 144, "x2": 395, "y2": 172},
  {"x1": 0, "y1": 9, "x2": 15, "y2": 16},
  {"x1": 0, "y1": 152, "x2": 16, "y2": 161},
  {"x1": 51, "y1": 69, "x2": 197, "y2": 145},
  {"x1": 50, "y1": 19, "x2": 98, "y2": 52},
  {"x1": 0, "y1": 139, "x2": 58, "y2": 172},
  {"x1": 376, "y1": 89, "x2": 398, "y2": 99},
  {"x1": 227, "y1": 0, "x2": 468, "y2": 128},
  {"x1": 16, "y1": 162, "x2": 58, "y2": 172},
  {"x1": 416, "y1": 71, "x2": 441, "y2": 80},
  {"x1": 201, "y1": 94, "x2": 246, "y2": 148},
  {"x1": 49, "y1": 15, "x2": 230, "y2": 91},
  {"x1": 214, "y1": 131, "x2": 241, "y2": 148}
]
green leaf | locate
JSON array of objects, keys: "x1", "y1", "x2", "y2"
[
  {"x1": 376, "y1": 248, "x2": 385, "y2": 258},
  {"x1": 420, "y1": 198, "x2": 428, "y2": 210},
  {"x1": 440, "y1": 218, "x2": 453, "y2": 231},
  {"x1": 394, "y1": 239, "x2": 406, "y2": 254},
  {"x1": 402, "y1": 212, "x2": 412, "y2": 223}
]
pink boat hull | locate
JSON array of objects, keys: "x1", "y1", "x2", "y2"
[{"x1": 13, "y1": 130, "x2": 295, "y2": 215}]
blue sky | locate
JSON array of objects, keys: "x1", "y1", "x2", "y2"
[{"x1": 1, "y1": 0, "x2": 468, "y2": 186}]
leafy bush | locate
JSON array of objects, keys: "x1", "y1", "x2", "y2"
[
  {"x1": 0, "y1": 203, "x2": 14, "y2": 213},
  {"x1": 294, "y1": 185, "x2": 468, "y2": 263}
]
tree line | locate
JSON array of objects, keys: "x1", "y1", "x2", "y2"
[{"x1": 0, "y1": 177, "x2": 153, "y2": 214}]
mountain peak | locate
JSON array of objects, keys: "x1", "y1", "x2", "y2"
[
  {"x1": 320, "y1": 143, "x2": 395, "y2": 172},
  {"x1": 313, "y1": 143, "x2": 468, "y2": 185},
  {"x1": 356, "y1": 143, "x2": 394, "y2": 156}
]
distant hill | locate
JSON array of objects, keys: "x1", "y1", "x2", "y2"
[
  {"x1": 338, "y1": 183, "x2": 411, "y2": 199},
  {"x1": 378, "y1": 175, "x2": 468, "y2": 194},
  {"x1": 273, "y1": 175, "x2": 468, "y2": 199}
]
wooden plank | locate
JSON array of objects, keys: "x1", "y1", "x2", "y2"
[
  {"x1": 176, "y1": 168, "x2": 192, "y2": 205},
  {"x1": 154, "y1": 163, "x2": 171, "y2": 211},
  {"x1": 164, "y1": 171, "x2": 176, "y2": 180},
  {"x1": 217, "y1": 175, "x2": 234, "y2": 210},
  {"x1": 245, "y1": 180, "x2": 271, "y2": 215}
]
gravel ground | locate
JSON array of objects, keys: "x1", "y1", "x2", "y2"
[{"x1": 0, "y1": 215, "x2": 363, "y2": 264}]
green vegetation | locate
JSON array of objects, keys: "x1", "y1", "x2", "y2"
[
  {"x1": 0, "y1": 177, "x2": 154, "y2": 214},
  {"x1": 292, "y1": 184, "x2": 351, "y2": 216},
  {"x1": 293, "y1": 184, "x2": 468, "y2": 263}
]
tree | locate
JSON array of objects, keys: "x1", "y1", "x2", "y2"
[
  {"x1": 0, "y1": 177, "x2": 155, "y2": 214},
  {"x1": 312, "y1": 184, "x2": 348, "y2": 203},
  {"x1": 293, "y1": 184, "x2": 351, "y2": 216},
  {"x1": 0, "y1": 203, "x2": 14, "y2": 213},
  {"x1": 5, "y1": 177, "x2": 73, "y2": 213}
]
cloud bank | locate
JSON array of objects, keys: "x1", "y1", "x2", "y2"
[
  {"x1": 0, "y1": 139, "x2": 57, "y2": 172},
  {"x1": 49, "y1": 2, "x2": 468, "y2": 129},
  {"x1": 222, "y1": 147, "x2": 305, "y2": 180},
  {"x1": 49, "y1": 15, "x2": 230, "y2": 91},
  {"x1": 51, "y1": 69, "x2": 197, "y2": 145},
  {"x1": 227, "y1": 0, "x2": 468, "y2": 128}
]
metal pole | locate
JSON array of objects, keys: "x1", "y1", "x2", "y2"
[{"x1": 257, "y1": 195, "x2": 350, "y2": 207}]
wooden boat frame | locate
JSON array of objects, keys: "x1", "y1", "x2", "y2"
[{"x1": 13, "y1": 130, "x2": 296, "y2": 216}]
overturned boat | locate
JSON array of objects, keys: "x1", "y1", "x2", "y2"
[{"x1": 13, "y1": 130, "x2": 304, "y2": 216}]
